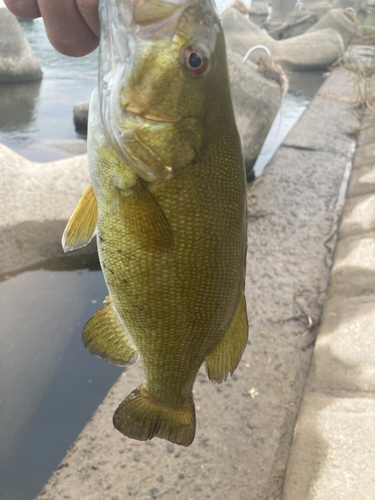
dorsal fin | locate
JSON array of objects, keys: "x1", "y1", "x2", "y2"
[{"x1": 62, "y1": 184, "x2": 98, "y2": 252}]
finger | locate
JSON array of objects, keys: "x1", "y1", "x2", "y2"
[
  {"x1": 76, "y1": 0, "x2": 100, "y2": 39},
  {"x1": 4, "y1": 0, "x2": 41, "y2": 18},
  {"x1": 37, "y1": 0, "x2": 99, "y2": 57}
]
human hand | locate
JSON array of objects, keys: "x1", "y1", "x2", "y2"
[{"x1": 4, "y1": 0, "x2": 100, "y2": 57}]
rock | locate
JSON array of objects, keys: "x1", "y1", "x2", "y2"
[
  {"x1": 268, "y1": 12, "x2": 317, "y2": 39},
  {"x1": 0, "y1": 8, "x2": 42, "y2": 83},
  {"x1": 149, "y1": 488, "x2": 158, "y2": 498},
  {"x1": 73, "y1": 99, "x2": 90, "y2": 134},
  {"x1": 222, "y1": 7, "x2": 345, "y2": 71},
  {"x1": 227, "y1": 51, "x2": 284, "y2": 179},
  {"x1": 166, "y1": 443, "x2": 175, "y2": 453},
  {"x1": 306, "y1": 8, "x2": 358, "y2": 47}
]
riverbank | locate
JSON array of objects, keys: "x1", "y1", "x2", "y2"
[{"x1": 34, "y1": 65, "x2": 363, "y2": 500}]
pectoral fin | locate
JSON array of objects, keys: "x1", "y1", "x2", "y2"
[
  {"x1": 205, "y1": 295, "x2": 248, "y2": 384},
  {"x1": 82, "y1": 299, "x2": 138, "y2": 366},
  {"x1": 62, "y1": 184, "x2": 98, "y2": 252},
  {"x1": 118, "y1": 179, "x2": 173, "y2": 251}
]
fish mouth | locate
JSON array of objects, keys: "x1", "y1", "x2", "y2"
[{"x1": 97, "y1": 0, "x2": 191, "y2": 180}]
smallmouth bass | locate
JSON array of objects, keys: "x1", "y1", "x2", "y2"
[{"x1": 63, "y1": 0, "x2": 248, "y2": 446}]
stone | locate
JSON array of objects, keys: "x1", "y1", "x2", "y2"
[
  {"x1": 306, "y1": 295, "x2": 375, "y2": 393},
  {"x1": 227, "y1": 51, "x2": 283, "y2": 180},
  {"x1": 73, "y1": 99, "x2": 90, "y2": 134},
  {"x1": 222, "y1": 7, "x2": 345, "y2": 71},
  {"x1": 283, "y1": 394, "x2": 375, "y2": 500},
  {"x1": 339, "y1": 192, "x2": 375, "y2": 238},
  {"x1": 0, "y1": 8, "x2": 42, "y2": 83},
  {"x1": 306, "y1": 8, "x2": 358, "y2": 48},
  {"x1": 330, "y1": 232, "x2": 375, "y2": 295}
]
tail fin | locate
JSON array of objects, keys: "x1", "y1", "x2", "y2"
[{"x1": 113, "y1": 385, "x2": 196, "y2": 447}]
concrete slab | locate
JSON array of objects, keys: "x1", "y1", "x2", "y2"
[
  {"x1": 330, "y1": 233, "x2": 375, "y2": 295},
  {"x1": 306, "y1": 295, "x2": 375, "y2": 393},
  {"x1": 282, "y1": 394, "x2": 375, "y2": 500},
  {"x1": 283, "y1": 68, "x2": 359, "y2": 155},
  {"x1": 347, "y1": 163, "x2": 375, "y2": 197},
  {"x1": 357, "y1": 118, "x2": 375, "y2": 148},
  {"x1": 338, "y1": 192, "x2": 375, "y2": 239},
  {"x1": 352, "y1": 143, "x2": 375, "y2": 169}
]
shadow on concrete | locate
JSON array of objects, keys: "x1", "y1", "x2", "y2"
[{"x1": 0, "y1": 220, "x2": 98, "y2": 275}]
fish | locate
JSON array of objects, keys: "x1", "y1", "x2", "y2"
[{"x1": 62, "y1": 0, "x2": 248, "y2": 447}]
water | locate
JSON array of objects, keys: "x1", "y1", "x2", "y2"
[
  {"x1": 0, "y1": 255, "x2": 123, "y2": 500},
  {"x1": 0, "y1": 8, "x2": 325, "y2": 500},
  {"x1": 0, "y1": 16, "x2": 98, "y2": 160}
]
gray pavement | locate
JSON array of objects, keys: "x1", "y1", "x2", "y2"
[{"x1": 282, "y1": 85, "x2": 375, "y2": 500}]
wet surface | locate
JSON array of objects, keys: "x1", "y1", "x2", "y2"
[{"x1": 0, "y1": 253, "x2": 123, "y2": 500}]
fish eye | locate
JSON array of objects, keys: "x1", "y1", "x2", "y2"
[{"x1": 184, "y1": 45, "x2": 209, "y2": 76}]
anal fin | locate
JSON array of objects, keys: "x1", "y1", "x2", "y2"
[
  {"x1": 205, "y1": 294, "x2": 248, "y2": 384},
  {"x1": 118, "y1": 179, "x2": 173, "y2": 251},
  {"x1": 62, "y1": 184, "x2": 97, "y2": 252},
  {"x1": 82, "y1": 300, "x2": 138, "y2": 366}
]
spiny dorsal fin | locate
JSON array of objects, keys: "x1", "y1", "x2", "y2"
[
  {"x1": 118, "y1": 179, "x2": 173, "y2": 251},
  {"x1": 82, "y1": 300, "x2": 138, "y2": 367},
  {"x1": 62, "y1": 184, "x2": 98, "y2": 252},
  {"x1": 205, "y1": 294, "x2": 248, "y2": 384}
]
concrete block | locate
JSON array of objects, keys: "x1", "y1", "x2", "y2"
[
  {"x1": 0, "y1": 8, "x2": 42, "y2": 82},
  {"x1": 228, "y1": 51, "x2": 282, "y2": 180},
  {"x1": 306, "y1": 8, "x2": 358, "y2": 48},
  {"x1": 0, "y1": 143, "x2": 92, "y2": 273},
  {"x1": 347, "y1": 163, "x2": 375, "y2": 197},
  {"x1": 339, "y1": 192, "x2": 375, "y2": 239},
  {"x1": 307, "y1": 295, "x2": 375, "y2": 393},
  {"x1": 353, "y1": 143, "x2": 375, "y2": 169},
  {"x1": 222, "y1": 7, "x2": 345, "y2": 71},
  {"x1": 283, "y1": 394, "x2": 375, "y2": 500},
  {"x1": 330, "y1": 233, "x2": 375, "y2": 295},
  {"x1": 357, "y1": 120, "x2": 375, "y2": 148}
]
